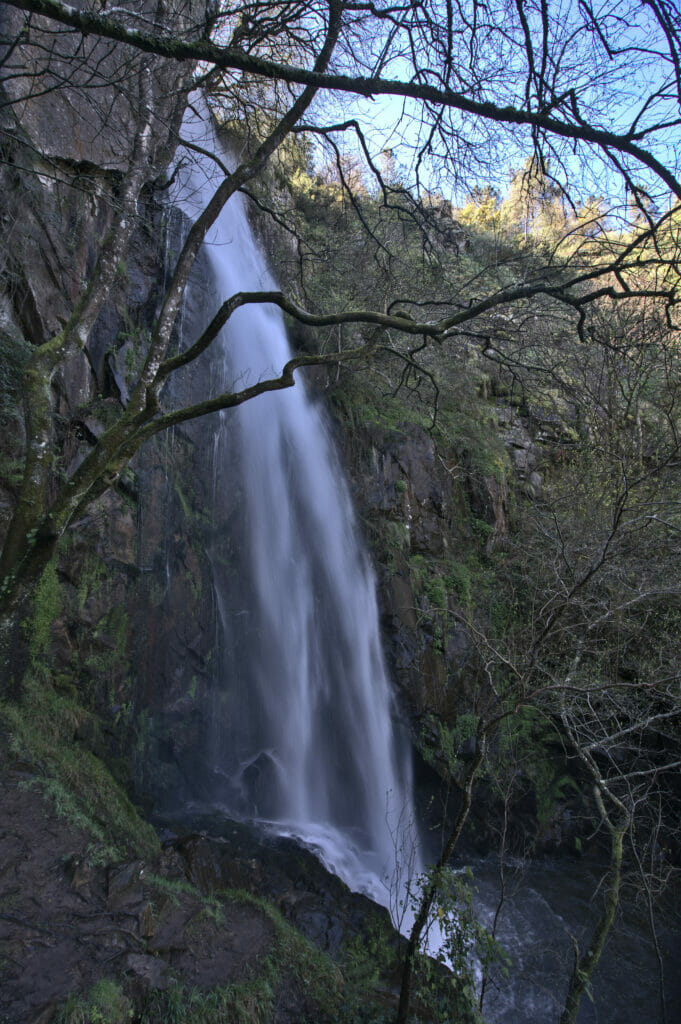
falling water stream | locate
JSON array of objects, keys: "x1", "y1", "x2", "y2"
[
  {"x1": 169, "y1": 102, "x2": 681, "y2": 1023},
  {"x1": 173, "y1": 101, "x2": 418, "y2": 904}
]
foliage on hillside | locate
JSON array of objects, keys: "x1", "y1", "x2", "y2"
[{"x1": 252, "y1": 141, "x2": 681, "y2": 880}]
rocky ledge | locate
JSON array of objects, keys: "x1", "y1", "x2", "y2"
[{"x1": 0, "y1": 774, "x2": 398, "y2": 1024}]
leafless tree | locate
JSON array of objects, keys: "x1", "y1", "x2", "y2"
[
  {"x1": 0, "y1": 5, "x2": 680, "y2": 1018},
  {"x1": 394, "y1": 291, "x2": 681, "y2": 1022},
  {"x1": 0, "y1": 0, "x2": 678, "y2": 648}
]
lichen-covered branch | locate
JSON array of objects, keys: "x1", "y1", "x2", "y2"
[
  {"x1": 3, "y1": 0, "x2": 681, "y2": 196},
  {"x1": 559, "y1": 789, "x2": 628, "y2": 1024}
]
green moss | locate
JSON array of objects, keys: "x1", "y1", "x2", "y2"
[
  {"x1": 146, "y1": 872, "x2": 199, "y2": 904},
  {"x1": 331, "y1": 374, "x2": 432, "y2": 435},
  {"x1": 423, "y1": 575, "x2": 447, "y2": 610},
  {"x1": 141, "y1": 888, "x2": 346, "y2": 1024},
  {"x1": 410, "y1": 555, "x2": 474, "y2": 613},
  {"x1": 141, "y1": 978, "x2": 273, "y2": 1024},
  {"x1": 337, "y1": 923, "x2": 396, "y2": 1023},
  {"x1": 223, "y1": 889, "x2": 343, "y2": 1012},
  {"x1": 443, "y1": 562, "x2": 473, "y2": 609},
  {"x1": 173, "y1": 473, "x2": 210, "y2": 531},
  {"x1": 0, "y1": 671, "x2": 159, "y2": 861},
  {"x1": 173, "y1": 476, "x2": 194, "y2": 522},
  {"x1": 382, "y1": 519, "x2": 411, "y2": 552},
  {"x1": 56, "y1": 979, "x2": 133, "y2": 1024},
  {"x1": 408, "y1": 553, "x2": 426, "y2": 582},
  {"x1": 77, "y1": 554, "x2": 108, "y2": 612},
  {"x1": 29, "y1": 557, "x2": 61, "y2": 662},
  {"x1": 431, "y1": 623, "x2": 445, "y2": 654},
  {"x1": 471, "y1": 517, "x2": 494, "y2": 543},
  {"x1": 108, "y1": 606, "x2": 128, "y2": 662}
]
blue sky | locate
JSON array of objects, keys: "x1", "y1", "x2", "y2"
[{"x1": 300, "y1": 0, "x2": 681, "y2": 214}]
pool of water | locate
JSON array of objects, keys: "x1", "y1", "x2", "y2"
[{"x1": 464, "y1": 853, "x2": 681, "y2": 1023}]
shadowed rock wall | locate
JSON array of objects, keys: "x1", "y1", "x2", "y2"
[{"x1": 0, "y1": 0, "x2": 221, "y2": 807}]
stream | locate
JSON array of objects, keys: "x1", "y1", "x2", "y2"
[{"x1": 467, "y1": 853, "x2": 680, "y2": 1023}]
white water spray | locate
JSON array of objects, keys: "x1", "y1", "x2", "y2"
[{"x1": 173, "y1": 100, "x2": 419, "y2": 904}]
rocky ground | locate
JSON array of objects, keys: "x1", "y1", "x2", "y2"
[{"x1": 0, "y1": 770, "x2": 397, "y2": 1024}]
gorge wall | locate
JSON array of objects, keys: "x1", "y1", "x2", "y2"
[
  {"x1": 0, "y1": 0, "x2": 221, "y2": 810},
  {"x1": 0, "y1": 0, "x2": 574, "y2": 858},
  {"x1": 4, "y1": 9, "x2": 681, "y2": 1024}
]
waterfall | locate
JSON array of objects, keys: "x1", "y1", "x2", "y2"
[
  {"x1": 172, "y1": 101, "x2": 419, "y2": 902},
  {"x1": 165, "y1": 103, "x2": 681, "y2": 1024}
]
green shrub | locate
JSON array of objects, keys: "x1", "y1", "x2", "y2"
[
  {"x1": 444, "y1": 562, "x2": 473, "y2": 608},
  {"x1": 0, "y1": 671, "x2": 159, "y2": 860},
  {"x1": 424, "y1": 575, "x2": 447, "y2": 611},
  {"x1": 56, "y1": 980, "x2": 133, "y2": 1024}
]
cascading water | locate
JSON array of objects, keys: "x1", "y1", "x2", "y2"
[
  {"x1": 172, "y1": 101, "x2": 419, "y2": 902},
  {"x1": 166, "y1": 103, "x2": 681, "y2": 1024}
]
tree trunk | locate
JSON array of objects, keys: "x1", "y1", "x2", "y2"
[
  {"x1": 559, "y1": 794, "x2": 626, "y2": 1024},
  {"x1": 395, "y1": 734, "x2": 486, "y2": 1024},
  {"x1": 0, "y1": 531, "x2": 59, "y2": 693}
]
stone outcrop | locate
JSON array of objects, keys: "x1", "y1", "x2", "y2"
[
  {"x1": 0, "y1": 771, "x2": 388, "y2": 1024},
  {"x1": 332, "y1": 410, "x2": 505, "y2": 723},
  {"x1": 0, "y1": 0, "x2": 221, "y2": 809}
]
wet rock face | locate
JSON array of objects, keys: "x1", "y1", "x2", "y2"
[
  {"x1": 0, "y1": 0, "x2": 202, "y2": 350},
  {"x1": 0, "y1": 3, "x2": 220, "y2": 803},
  {"x1": 333, "y1": 415, "x2": 503, "y2": 722},
  {"x1": 357, "y1": 424, "x2": 448, "y2": 554},
  {"x1": 165, "y1": 814, "x2": 394, "y2": 957},
  {"x1": 0, "y1": 2, "x2": 196, "y2": 172},
  {"x1": 3, "y1": 200, "x2": 222, "y2": 804},
  {"x1": 329, "y1": 388, "x2": 559, "y2": 730}
]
